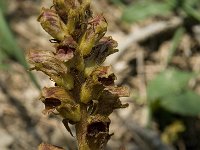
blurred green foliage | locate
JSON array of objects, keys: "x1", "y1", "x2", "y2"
[
  {"x1": 122, "y1": 0, "x2": 172, "y2": 23},
  {"x1": 119, "y1": 0, "x2": 200, "y2": 23},
  {"x1": 0, "y1": 1, "x2": 40, "y2": 89},
  {"x1": 147, "y1": 68, "x2": 200, "y2": 116},
  {"x1": 146, "y1": 26, "x2": 200, "y2": 116}
]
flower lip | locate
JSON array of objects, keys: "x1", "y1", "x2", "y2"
[
  {"x1": 97, "y1": 75, "x2": 115, "y2": 86},
  {"x1": 56, "y1": 47, "x2": 74, "y2": 62},
  {"x1": 44, "y1": 98, "x2": 62, "y2": 107},
  {"x1": 55, "y1": 36, "x2": 77, "y2": 62}
]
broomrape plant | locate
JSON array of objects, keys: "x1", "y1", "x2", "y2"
[{"x1": 27, "y1": 0, "x2": 129, "y2": 149}]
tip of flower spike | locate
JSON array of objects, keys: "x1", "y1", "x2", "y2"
[{"x1": 55, "y1": 49, "x2": 74, "y2": 62}]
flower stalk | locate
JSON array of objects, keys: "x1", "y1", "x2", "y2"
[{"x1": 27, "y1": 0, "x2": 129, "y2": 149}]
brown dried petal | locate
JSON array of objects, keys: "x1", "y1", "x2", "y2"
[
  {"x1": 96, "y1": 90, "x2": 129, "y2": 116},
  {"x1": 92, "y1": 66, "x2": 116, "y2": 85},
  {"x1": 86, "y1": 115, "x2": 111, "y2": 149},
  {"x1": 105, "y1": 86, "x2": 130, "y2": 97},
  {"x1": 59, "y1": 36, "x2": 78, "y2": 48}
]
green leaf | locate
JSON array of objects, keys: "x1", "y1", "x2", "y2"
[
  {"x1": 161, "y1": 90, "x2": 200, "y2": 116},
  {"x1": 147, "y1": 68, "x2": 195, "y2": 103},
  {"x1": 147, "y1": 68, "x2": 200, "y2": 116},
  {"x1": 122, "y1": 1, "x2": 172, "y2": 23}
]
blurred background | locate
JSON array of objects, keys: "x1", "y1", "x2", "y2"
[{"x1": 1, "y1": 0, "x2": 200, "y2": 149}]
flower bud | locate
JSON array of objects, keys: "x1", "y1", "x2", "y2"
[
  {"x1": 79, "y1": 0, "x2": 92, "y2": 21},
  {"x1": 79, "y1": 15, "x2": 108, "y2": 56},
  {"x1": 78, "y1": 29, "x2": 96, "y2": 56},
  {"x1": 38, "y1": 8, "x2": 68, "y2": 40},
  {"x1": 90, "y1": 15, "x2": 108, "y2": 41},
  {"x1": 53, "y1": 0, "x2": 75, "y2": 23},
  {"x1": 65, "y1": 9, "x2": 78, "y2": 34}
]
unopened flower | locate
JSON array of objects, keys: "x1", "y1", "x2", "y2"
[
  {"x1": 38, "y1": 8, "x2": 68, "y2": 41},
  {"x1": 53, "y1": 0, "x2": 76, "y2": 23},
  {"x1": 79, "y1": 15, "x2": 108, "y2": 56}
]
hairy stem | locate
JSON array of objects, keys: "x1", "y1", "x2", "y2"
[{"x1": 75, "y1": 104, "x2": 90, "y2": 150}]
